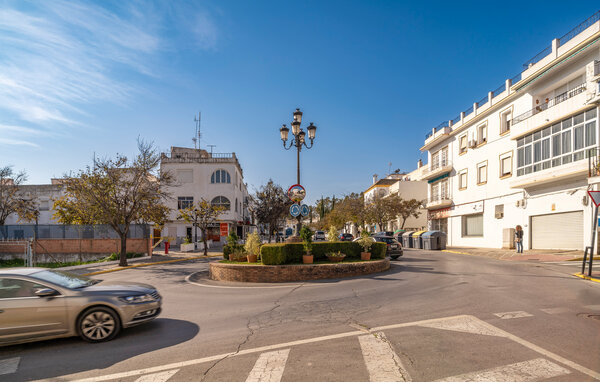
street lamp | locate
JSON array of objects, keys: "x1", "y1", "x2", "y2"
[{"x1": 279, "y1": 108, "x2": 318, "y2": 235}]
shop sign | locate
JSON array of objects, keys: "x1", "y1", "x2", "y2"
[
  {"x1": 220, "y1": 223, "x2": 229, "y2": 237},
  {"x1": 450, "y1": 200, "x2": 484, "y2": 216},
  {"x1": 428, "y1": 207, "x2": 450, "y2": 220}
]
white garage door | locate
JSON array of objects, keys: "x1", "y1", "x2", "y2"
[{"x1": 531, "y1": 211, "x2": 583, "y2": 250}]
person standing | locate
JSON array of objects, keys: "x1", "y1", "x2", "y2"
[{"x1": 515, "y1": 225, "x2": 524, "y2": 253}]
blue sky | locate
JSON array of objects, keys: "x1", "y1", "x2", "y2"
[{"x1": 0, "y1": 1, "x2": 598, "y2": 204}]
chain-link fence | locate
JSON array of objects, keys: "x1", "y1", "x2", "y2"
[{"x1": 0, "y1": 224, "x2": 151, "y2": 240}]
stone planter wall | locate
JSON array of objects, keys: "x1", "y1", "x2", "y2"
[{"x1": 209, "y1": 259, "x2": 390, "y2": 283}]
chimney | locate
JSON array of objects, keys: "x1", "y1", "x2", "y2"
[
  {"x1": 372, "y1": 174, "x2": 378, "y2": 185},
  {"x1": 417, "y1": 159, "x2": 423, "y2": 168}
]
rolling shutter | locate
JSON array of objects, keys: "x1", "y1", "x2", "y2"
[{"x1": 531, "y1": 211, "x2": 583, "y2": 250}]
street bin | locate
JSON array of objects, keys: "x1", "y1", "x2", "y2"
[
  {"x1": 422, "y1": 231, "x2": 448, "y2": 250},
  {"x1": 412, "y1": 230, "x2": 428, "y2": 249},
  {"x1": 402, "y1": 231, "x2": 415, "y2": 248}
]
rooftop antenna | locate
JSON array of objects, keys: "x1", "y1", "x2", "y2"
[
  {"x1": 207, "y1": 144, "x2": 216, "y2": 155},
  {"x1": 193, "y1": 112, "x2": 201, "y2": 149}
]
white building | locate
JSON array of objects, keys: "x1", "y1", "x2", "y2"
[
  {"x1": 420, "y1": 11, "x2": 600, "y2": 250},
  {"x1": 4, "y1": 180, "x2": 64, "y2": 225},
  {"x1": 160, "y1": 147, "x2": 250, "y2": 244}
]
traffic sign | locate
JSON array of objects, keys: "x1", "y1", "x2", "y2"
[
  {"x1": 287, "y1": 184, "x2": 306, "y2": 203},
  {"x1": 290, "y1": 203, "x2": 301, "y2": 217},
  {"x1": 588, "y1": 190, "x2": 600, "y2": 207},
  {"x1": 300, "y1": 204, "x2": 310, "y2": 216}
]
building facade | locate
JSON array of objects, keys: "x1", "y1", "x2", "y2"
[
  {"x1": 421, "y1": 11, "x2": 600, "y2": 250},
  {"x1": 160, "y1": 147, "x2": 250, "y2": 244}
]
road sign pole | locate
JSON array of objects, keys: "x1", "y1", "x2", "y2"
[{"x1": 590, "y1": 204, "x2": 598, "y2": 277}]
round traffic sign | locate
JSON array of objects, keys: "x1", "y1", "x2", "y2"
[
  {"x1": 287, "y1": 184, "x2": 306, "y2": 203},
  {"x1": 300, "y1": 204, "x2": 310, "y2": 216},
  {"x1": 290, "y1": 203, "x2": 301, "y2": 217}
]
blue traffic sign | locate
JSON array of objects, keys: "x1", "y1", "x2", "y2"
[
  {"x1": 290, "y1": 203, "x2": 301, "y2": 217},
  {"x1": 300, "y1": 204, "x2": 310, "y2": 216}
]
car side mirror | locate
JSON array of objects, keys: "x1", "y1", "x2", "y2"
[{"x1": 35, "y1": 288, "x2": 59, "y2": 297}]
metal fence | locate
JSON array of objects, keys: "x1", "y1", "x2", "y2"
[
  {"x1": 512, "y1": 83, "x2": 586, "y2": 125},
  {"x1": 0, "y1": 224, "x2": 151, "y2": 240}
]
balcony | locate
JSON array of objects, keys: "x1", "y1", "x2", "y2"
[
  {"x1": 425, "y1": 194, "x2": 452, "y2": 210},
  {"x1": 512, "y1": 83, "x2": 586, "y2": 126},
  {"x1": 422, "y1": 160, "x2": 453, "y2": 181}
]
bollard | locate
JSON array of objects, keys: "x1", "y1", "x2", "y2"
[{"x1": 165, "y1": 241, "x2": 169, "y2": 254}]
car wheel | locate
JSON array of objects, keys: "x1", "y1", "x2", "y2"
[{"x1": 78, "y1": 306, "x2": 121, "y2": 343}]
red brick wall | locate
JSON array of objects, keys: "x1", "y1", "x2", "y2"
[
  {"x1": 209, "y1": 259, "x2": 390, "y2": 283},
  {"x1": 0, "y1": 238, "x2": 151, "y2": 256}
]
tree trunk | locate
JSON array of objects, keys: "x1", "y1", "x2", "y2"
[
  {"x1": 119, "y1": 234, "x2": 128, "y2": 267},
  {"x1": 202, "y1": 228, "x2": 208, "y2": 256}
]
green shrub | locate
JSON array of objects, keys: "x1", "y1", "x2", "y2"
[{"x1": 260, "y1": 241, "x2": 387, "y2": 264}]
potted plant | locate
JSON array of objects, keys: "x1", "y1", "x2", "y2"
[
  {"x1": 300, "y1": 226, "x2": 314, "y2": 264},
  {"x1": 358, "y1": 231, "x2": 374, "y2": 261},
  {"x1": 180, "y1": 236, "x2": 195, "y2": 252},
  {"x1": 225, "y1": 232, "x2": 240, "y2": 261},
  {"x1": 244, "y1": 232, "x2": 261, "y2": 263},
  {"x1": 326, "y1": 250, "x2": 346, "y2": 263}
]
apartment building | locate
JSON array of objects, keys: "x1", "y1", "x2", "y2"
[
  {"x1": 421, "y1": 11, "x2": 600, "y2": 250},
  {"x1": 160, "y1": 147, "x2": 250, "y2": 244},
  {"x1": 3, "y1": 180, "x2": 65, "y2": 225}
]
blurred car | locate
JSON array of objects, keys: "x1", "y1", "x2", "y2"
[
  {"x1": 373, "y1": 235, "x2": 403, "y2": 259},
  {"x1": 373, "y1": 231, "x2": 394, "y2": 237},
  {"x1": 0, "y1": 268, "x2": 162, "y2": 346},
  {"x1": 314, "y1": 231, "x2": 326, "y2": 241},
  {"x1": 338, "y1": 233, "x2": 354, "y2": 241}
]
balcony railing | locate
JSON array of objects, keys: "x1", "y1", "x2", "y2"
[
  {"x1": 512, "y1": 83, "x2": 586, "y2": 125},
  {"x1": 559, "y1": 10, "x2": 600, "y2": 47},
  {"x1": 425, "y1": 194, "x2": 452, "y2": 209},
  {"x1": 589, "y1": 148, "x2": 600, "y2": 177},
  {"x1": 523, "y1": 45, "x2": 552, "y2": 69},
  {"x1": 594, "y1": 60, "x2": 600, "y2": 77}
]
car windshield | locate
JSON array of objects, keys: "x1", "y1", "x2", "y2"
[{"x1": 31, "y1": 270, "x2": 100, "y2": 289}]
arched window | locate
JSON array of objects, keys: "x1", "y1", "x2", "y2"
[
  {"x1": 211, "y1": 196, "x2": 231, "y2": 210},
  {"x1": 211, "y1": 169, "x2": 231, "y2": 184}
]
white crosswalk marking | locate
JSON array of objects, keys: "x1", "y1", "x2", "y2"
[
  {"x1": 585, "y1": 304, "x2": 600, "y2": 310},
  {"x1": 0, "y1": 357, "x2": 20, "y2": 376},
  {"x1": 540, "y1": 307, "x2": 570, "y2": 314},
  {"x1": 134, "y1": 369, "x2": 179, "y2": 382},
  {"x1": 431, "y1": 358, "x2": 570, "y2": 382},
  {"x1": 493, "y1": 311, "x2": 533, "y2": 319},
  {"x1": 245, "y1": 349, "x2": 290, "y2": 382},
  {"x1": 358, "y1": 332, "x2": 412, "y2": 382},
  {"x1": 418, "y1": 315, "x2": 504, "y2": 337}
]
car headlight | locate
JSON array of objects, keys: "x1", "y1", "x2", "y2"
[{"x1": 119, "y1": 294, "x2": 155, "y2": 304}]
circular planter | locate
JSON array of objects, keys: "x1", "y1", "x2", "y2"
[{"x1": 209, "y1": 259, "x2": 390, "y2": 283}]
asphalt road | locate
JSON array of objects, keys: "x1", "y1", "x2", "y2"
[{"x1": 2, "y1": 249, "x2": 600, "y2": 381}]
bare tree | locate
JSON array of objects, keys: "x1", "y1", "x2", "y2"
[
  {"x1": 0, "y1": 166, "x2": 38, "y2": 226},
  {"x1": 178, "y1": 199, "x2": 225, "y2": 256},
  {"x1": 252, "y1": 180, "x2": 291, "y2": 243},
  {"x1": 397, "y1": 199, "x2": 423, "y2": 229},
  {"x1": 53, "y1": 140, "x2": 173, "y2": 266}
]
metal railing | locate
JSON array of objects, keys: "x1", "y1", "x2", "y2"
[
  {"x1": 522, "y1": 45, "x2": 552, "y2": 69},
  {"x1": 511, "y1": 72, "x2": 522, "y2": 85},
  {"x1": 589, "y1": 148, "x2": 600, "y2": 177},
  {"x1": 427, "y1": 194, "x2": 451, "y2": 204},
  {"x1": 451, "y1": 115, "x2": 461, "y2": 125},
  {"x1": 512, "y1": 83, "x2": 586, "y2": 125},
  {"x1": 559, "y1": 10, "x2": 600, "y2": 47},
  {"x1": 492, "y1": 83, "x2": 506, "y2": 97},
  {"x1": 427, "y1": 159, "x2": 452, "y2": 173},
  {"x1": 476, "y1": 95, "x2": 488, "y2": 107},
  {"x1": 0, "y1": 224, "x2": 151, "y2": 240},
  {"x1": 464, "y1": 105, "x2": 474, "y2": 117}
]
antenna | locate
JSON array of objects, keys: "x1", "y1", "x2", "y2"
[
  {"x1": 208, "y1": 144, "x2": 216, "y2": 155},
  {"x1": 193, "y1": 112, "x2": 201, "y2": 149}
]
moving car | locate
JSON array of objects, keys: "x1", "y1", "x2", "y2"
[
  {"x1": 314, "y1": 231, "x2": 326, "y2": 241},
  {"x1": 374, "y1": 231, "x2": 394, "y2": 237},
  {"x1": 338, "y1": 233, "x2": 354, "y2": 241},
  {"x1": 0, "y1": 268, "x2": 162, "y2": 346},
  {"x1": 373, "y1": 235, "x2": 403, "y2": 260}
]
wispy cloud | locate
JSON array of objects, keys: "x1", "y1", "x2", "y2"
[{"x1": 0, "y1": 0, "x2": 219, "y2": 147}]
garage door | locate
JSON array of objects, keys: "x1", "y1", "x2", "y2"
[{"x1": 531, "y1": 211, "x2": 583, "y2": 250}]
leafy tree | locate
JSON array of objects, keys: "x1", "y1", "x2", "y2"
[
  {"x1": 366, "y1": 194, "x2": 401, "y2": 231},
  {"x1": 0, "y1": 166, "x2": 38, "y2": 226},
  {"x1": 252, "y1": 179, "x2": 291, "y2": 243},
  {"x1": 397, "y1": 198, "x2": 423, "y2": 229},
  {"x1": 53, "y1": 140, "x2": 173, "y2": 266},
  {"x1": 178, "y1": 199, "x2": 225, "y2": 257},
  {"x1": 327, "y1": 225, "x2": 338, "y2": 242}
]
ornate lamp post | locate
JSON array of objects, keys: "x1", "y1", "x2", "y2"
[{"x1": 279, "y1": 108, "x2": 317, "y2": 235}]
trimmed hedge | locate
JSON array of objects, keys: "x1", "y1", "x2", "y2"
[{"x1": 260, "y1": 242, "x2": 386, "y2": 265}]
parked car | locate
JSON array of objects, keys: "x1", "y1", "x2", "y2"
[
  {"x1": 0, "y1": 268, "x2": 162, "y2": 346},
  {"x1": 373, "y1": 235, "x2": 403, "y2": 259},
  {"x1": 338, "y1": 233, "x2": 354, "y2": 241},
  {"x1": 314, "y1": 231, "x2": 326, "y2": 241},
  {"x1": 373, "y1": 231, "x2": 394, "y2": 237}
]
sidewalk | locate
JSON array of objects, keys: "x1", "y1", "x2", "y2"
[{"x1": 443, "y1": 247, "x2": 588, "y2": 262}]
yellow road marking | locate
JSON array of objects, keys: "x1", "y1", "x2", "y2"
[{"x1": 573, "y1": 273, "x2": 600, "y2": 283}]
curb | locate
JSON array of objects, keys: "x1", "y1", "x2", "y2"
[
  {"x1": 572, "y1": 273, "x2": 600, "y2": 283},
  {"x1": 568, "y1": 257, "x2": 600, "y2": 262},
  {"x1": 442, "y1": 249, "x2": 473, "y2": 256},
  {"x1": 58, "y1": 255, "x2": 151, "y2": 271},
  {"x1": 82, "y1": 254, "x2": 224, "y2": 276}
]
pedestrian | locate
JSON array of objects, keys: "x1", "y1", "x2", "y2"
[{"x1": 515, "y1": 225, "x2": 523, "y2": 253}]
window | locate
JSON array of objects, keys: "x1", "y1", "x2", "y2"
[
  {"x1": 430, "y1": 178, "x2": 449, "y2": 202},
  {"x1": 177, "y1": 169, "x2": 193, "y2": 183},
  {"x1": 235, "y1": 198, "x2": 238, "y2": 212},
  {"x1": 462, "y1": 214, "x2": 483, "y2": 237},
  {"x1": 500, "y1": 108, "x2": 512, "y2": 134},
  {"x1": 459, "y1": 135, "x2": 468, "y2": 154},
  {"x1": 177, "y1": 196, "x2": 193, "y2": 210},
  {"x1": 477, "y1": 161, "x2": 487, "y2": 184},
  {"x1": 477, "y1": 123, "x2": 487, "y2": 145},
  {"x1": 516, "y1": 109, "x2": 597, "y2": 176},
  {"x1": 211, "y1": 196, "x2": 231, "y2": 210},
  {"x1": 0, "y1": 278, "x2": 45, "y2": 299},
  {"x1": 39, "y1": 200, "x2": 50, "y2": 211},
  {"x1": 211, "y1": 169, "x2": 231, "y2": 184},
  {"x1": 458, "y1": 169, "x2": 468, "y2": 190},
  {"x1": 431, "y1": 146, "x2": 448, "y2": 170},
  {"x1": 500, "y1": 153, "x2": 512, "y2": 178}
]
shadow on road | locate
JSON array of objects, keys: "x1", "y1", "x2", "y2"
[{"x1": 5, "y1": 318, "x2": 199, "y2": 381}]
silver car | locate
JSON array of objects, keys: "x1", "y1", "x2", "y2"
[{"x1": 0, "y1": 268, "x2": 162, "y2": 346}]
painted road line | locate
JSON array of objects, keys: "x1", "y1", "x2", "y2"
[
  {"x1": 432, "y1": 358, "x2": 570, "y2": 382},
  {"x1": 0, "y1": 357, "x2": 20, "y2": 376},
  {"x1": 134, "y1": 369, "x2": 179, "y2": 382},
  {"x1": 417, "y1": 315, "x2": 504, "y2": 337},
  {"x1": 540, "y1": 307, "x2": 570, "y2": 314},
  {"x1": 493, "y1": 311, "x2": 533, "y2": 319},
  {"x1": 585, "y1": 304, "x2": 600, "y2": 310},
  {"x1": 358, "y1": 332, "x2": 412, "y2": 382},
  {"x1": 573, "y1": 273, "x2": 600, "y2": 283},
  {"x1": 245, "y1": 349, "x2": 290, "y2": 382}
]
